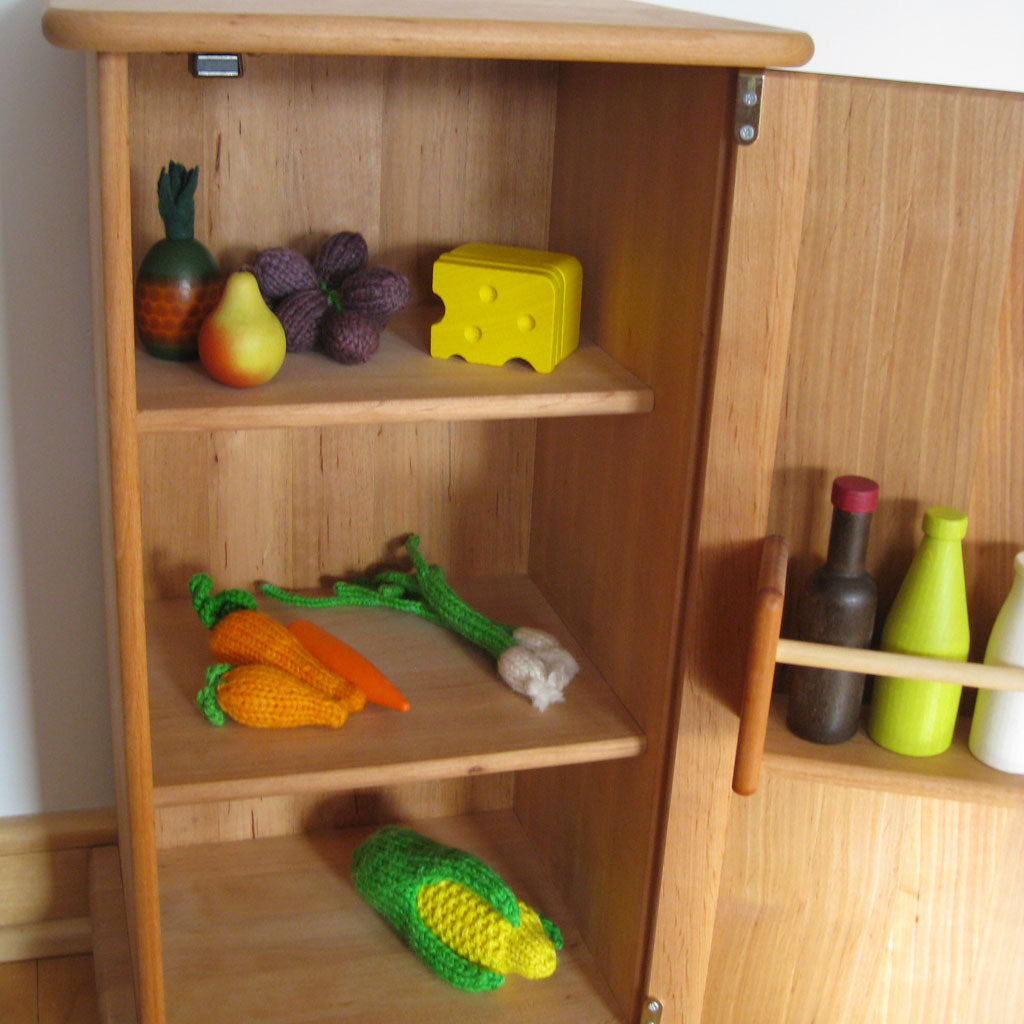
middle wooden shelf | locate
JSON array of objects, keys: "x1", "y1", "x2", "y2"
[
  {"x1": 135, "y1": 308, "x2": 654, "y2": 432},
  {"x1": 146, "y1": 574, "x2": 646, "y2": 808}
]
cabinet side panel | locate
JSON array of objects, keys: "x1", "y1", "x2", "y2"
[
  {"x1": 98, "y1": 52, "x2": 165, "y2": 1024},
  {"x1": 518, "y1": 63, "x2": 735, "y2": 1017},
  {"x1": 140, "y1": 420, "x2": 534, "y2": 596}
]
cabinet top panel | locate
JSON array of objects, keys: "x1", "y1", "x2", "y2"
[{"x1": 43, "y1": 0, "x2": 812, "y2": 66}]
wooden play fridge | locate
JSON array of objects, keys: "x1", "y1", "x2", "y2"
[{"x1": 43, "y1": 2, "x2": 1024, "y2": 1022}]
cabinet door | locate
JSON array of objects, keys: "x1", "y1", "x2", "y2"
[{"x1": 649, "y1": 70, "x2": 1024, "y2": 1024}]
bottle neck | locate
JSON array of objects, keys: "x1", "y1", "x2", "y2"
[{"x1": 826, "y1": 508, "x2": 872, "y2": 574}]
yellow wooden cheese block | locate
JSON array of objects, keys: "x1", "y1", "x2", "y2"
[{"x1": 430, "y1": 243, "x2": 582, "y2": 373}]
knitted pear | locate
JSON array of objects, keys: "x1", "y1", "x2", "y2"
[{"x1": 135, "y1": 161, "x2": 221, "y2": 360}]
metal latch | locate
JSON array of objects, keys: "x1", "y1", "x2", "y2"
[
  {"x1": 734, "y1": 70, "x2": 764, "y2": 145},
  {"x1": 189, "y1": 54, "x2": 243, "y2": 78},
  {"x1": 639, "y1": 996, "x2": 664, "y2": 1024}
]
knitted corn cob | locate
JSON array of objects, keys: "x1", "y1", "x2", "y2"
[
  {"x1": 262, "y1": 535, "x2": 579, "y2": 710},
  {"x1": 197, "y1": 663, "x2": 349, "y2": 728},
  {"x1": 352, "y1": 826, "x2": 562, "y2": 991},
  {"x1": 189, "y1": 574, "x2": 366, "y2": 712}
]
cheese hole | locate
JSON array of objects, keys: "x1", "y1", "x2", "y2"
[
  {"x1": 464, "y1": 325, "x2": 482, "y2": 343},
  {"x1": 479, "y1": 285, "x2": 498, "y2": 303},
  {"x1": 517, "y1": 314, "x2": 536, "y2": 332}
]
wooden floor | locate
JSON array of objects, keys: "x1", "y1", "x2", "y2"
[{"x1": 0, "y1": 956, "x2": 100, "y2": 1024}]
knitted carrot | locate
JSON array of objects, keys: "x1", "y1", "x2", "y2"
[
  {"x1": 197, "y1": 663, "x2": 349, "y2": 728},
  {"x1": 287, "y1": 620, "x2": 410, "y2": 712},
  {"x1": 189, "y1": 574, "x2": 366, "y2": 713}
]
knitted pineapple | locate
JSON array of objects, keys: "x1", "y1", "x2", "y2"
[{"x1": 352, "y1": 826, "x2": 563, "y2": 991}]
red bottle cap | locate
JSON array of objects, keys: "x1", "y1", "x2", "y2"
[{"x1": 831, "y1": 475, "x2": 879, "y2": 514}]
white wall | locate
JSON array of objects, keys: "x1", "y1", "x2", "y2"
[
  {"x1": 651, "y1": 0, "x2": 1024, "y2": 94},
  {"x1": 1, "y1": 0, "x2": 1021, "y2": 819},
  {"x1": 0, "y1": 0, "x2": 112, "y2": 816}
]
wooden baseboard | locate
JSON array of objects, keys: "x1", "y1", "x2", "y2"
[{"x1": 0, "y1": 808, "x2": 117, "y2": 962}]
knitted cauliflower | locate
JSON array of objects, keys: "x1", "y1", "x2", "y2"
[{"x1": 251, "y1": 231, "x2": 410, "y2": 364}]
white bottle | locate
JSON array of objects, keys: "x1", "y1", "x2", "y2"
[{"x1": 969, "y1": 551, "x2": 1024, "y2": 773}]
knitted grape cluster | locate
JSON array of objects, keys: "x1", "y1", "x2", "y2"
[{"x1": 251, "y1": 231, "x2": 410, "y2": 364}]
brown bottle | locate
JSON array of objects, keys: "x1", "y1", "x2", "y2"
[{"x1": 786, "y1": 475, "x2": 879, "y2": 743}]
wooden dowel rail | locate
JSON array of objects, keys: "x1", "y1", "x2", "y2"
[
  {"x1": 732, "y1": 534, "x2": 1024, "y2": 797},
  {"x1": 775, "y1": 639, "x2": 1024, "y2": 693}
]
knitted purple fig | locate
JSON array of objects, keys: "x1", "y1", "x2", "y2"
[
  {"x1": 315, "y1": 231, "x2": 368, "y2": 285},
  {"x1": 252, "y1": 247, "x2": 318, "y2": 302},
  {"x1": 320, "y1": 308, "x2": 383, "y2": 364},
  {"x1": 252, "y1": 232, "x2": 409, "y2": 364}
]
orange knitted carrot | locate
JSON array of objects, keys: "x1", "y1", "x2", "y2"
[
  {"x1": 209, "y1": 609, "x2": 367, "y2": 713},
  {"x1": 188, "y1": 574, "x2": 366, "y2": 713},
  {"x1": 198, "y1": 663, "x2": 349, "y2": 728},
  {"x1": 287, "y1": 619, "x2": 410, "y2": 712}
]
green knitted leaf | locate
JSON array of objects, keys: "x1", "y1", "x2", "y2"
[
  {"x1": 157, "y1": 161, "x2": 199, "y2": 242},
  {"x1": 188, "y1": 573, "x2": 258, "y2": 628}
]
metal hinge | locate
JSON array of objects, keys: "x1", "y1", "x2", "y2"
[
  {"x1": 189, "y1": 53, "x2": 243, "y2": 78},
  {"x1": 639, "y1": 996, "x2": 664, "y2": 1024},
  {"x1": 734, "y1": 69, "x2": 764, "y2": 145}
]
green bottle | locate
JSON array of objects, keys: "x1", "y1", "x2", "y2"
[{"x1": 868, "y1": 507, "x2": 970, "y2": 756}]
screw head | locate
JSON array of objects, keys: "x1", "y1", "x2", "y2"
[
  {"x1": 743, "y1": 90, "x2": 759, "y2": 107},
  {"x1": 737, "y1": 123, "x2": 756, "y2": 143}
]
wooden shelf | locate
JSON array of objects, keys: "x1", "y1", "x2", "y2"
[
  {"x1": 43, "y1": 0, "x2": 814, "y2": 69},
  {"x1": 147, "y1": 575, "x2": 645, "y2": 807},
  {"x1": 88, "y1": 810, "x2": 624, "y2": 1024},
  {"x1": 762, "y1": 695, "x2": 1024, "y2": 806},
  {"x1": 135, "y1": 308, "x2": 653, "y2": 432}
]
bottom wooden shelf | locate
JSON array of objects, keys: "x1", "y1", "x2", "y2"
[
  {"x1": 762, "y1": 695, "x2": 1024, "y2": 806},
  {"x1": 90, "y1": 811, "x2": 624, "y2": 1024}
]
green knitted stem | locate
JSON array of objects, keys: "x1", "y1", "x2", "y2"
[
  {"x1": 260, "y1": 536, "x2": 516, "y2": 660},
  {"x1": 189, "y1": 573, "x2": 258, "y2": 629},
  {"x1": 351, "y1": 826, "x2": 520, "y2": 991},
  {"x1": 196, "y1": 664, "x2": 229, "y2": 726},
  {"x1": 157, "y1": 161, "x2": 199, "y2": 242},
  {"x1": 403, "y1": 536, "x2": 516, "y2": 659}
]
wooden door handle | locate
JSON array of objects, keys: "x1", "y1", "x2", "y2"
[{"x1": 732, "y1": 535, "x2": 788, "y2": 795}]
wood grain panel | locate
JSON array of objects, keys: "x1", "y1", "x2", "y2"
[
  {"x1": 153, "y1": 776, "x2": 513, "y2": 847},
  {"x1": 705, "y1": 776, "x2": 1024, "y2": 1023},
  {"x1": 130, "y1": 54, "x2": 387, "y2": 271},
  {"x1": 379, "y1": 58, "x2": 557, "y2": 300},
  {"x1": 967, "y1": 140, "x2": 1024, "y2": 651},
  {"x1": 768, "y1": 79, "x2": 1024, "y2": 627},
  {"x1": 139, "y1": 419, "x2": 534, "y2": 597},
  {"x1": 129, "y1": 53, "x2": 557, "y2": 295},
  {"x1": 519, "y1": 62, "x2": 737, "y2": 1018}
]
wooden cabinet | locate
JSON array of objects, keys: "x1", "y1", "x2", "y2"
[
  {"x1": 44, "y1": 1, "x2": 1024, "y2": 1021},
  {"x1": 44, "y1": 3, "x2": 814, "y2": 1023}
]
